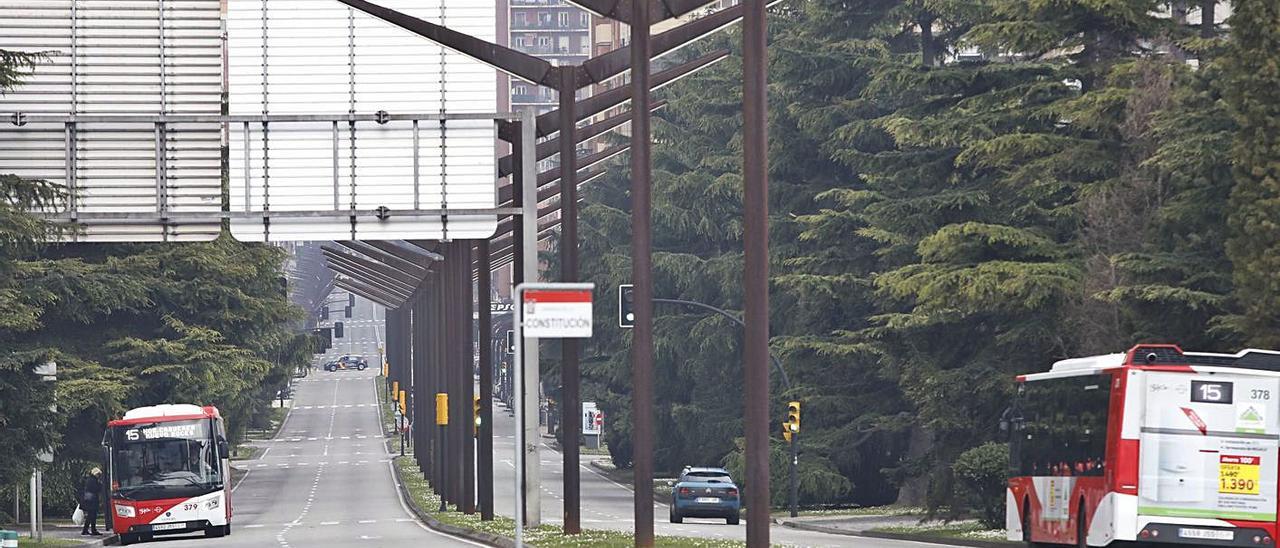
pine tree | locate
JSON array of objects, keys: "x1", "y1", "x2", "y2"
[{"x1": 1222, "y1": 0, "x2": 1280, "y2": 347}]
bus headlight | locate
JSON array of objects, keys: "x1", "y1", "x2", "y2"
[{"x1": 115, "y1": 504, "x2": 135, "y2": 518}]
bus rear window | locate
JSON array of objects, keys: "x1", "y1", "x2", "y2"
[{"x1": 1011, "y1": 374, "x2": 1111, "y2": 477}]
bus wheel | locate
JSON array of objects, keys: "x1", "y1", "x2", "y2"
[{"x1": 118, "y1": 533, "x2": 136, "y2": 546}]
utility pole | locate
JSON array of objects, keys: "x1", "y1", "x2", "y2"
[
  {"x1": 742, "y1": 0, "x2": 772, "y2": 544},
  {"x1": 629, "y1": 1, "x2": 655, "y2": 543}
]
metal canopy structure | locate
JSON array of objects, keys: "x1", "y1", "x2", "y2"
[{"x1": 337, "y1": 0, "x2": 752, "y2": 536}]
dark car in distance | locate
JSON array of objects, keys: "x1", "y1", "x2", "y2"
[
  {"x1": 669, "y1": 467, "x2": 740, "y2": 524},
  {"x1": 325, "y1": 355, "x2": 367, "y2": 372}
]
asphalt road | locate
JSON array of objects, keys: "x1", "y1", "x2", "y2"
[
  {"x1": 139, "y1": 293, "x2": 968, "y2": 547},
  {"x1": 147, "y1": 371, "x2": 481, "y2": 548},
  {"x1": 487, "y1": 402, "x2": 962, "y2": 548}
]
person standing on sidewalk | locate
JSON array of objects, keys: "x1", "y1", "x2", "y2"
[{"x1": 79, "y1": 467, "x2": 103, "y2": 536}]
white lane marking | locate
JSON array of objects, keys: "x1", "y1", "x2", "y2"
[
  {"x1": 243, "y1": 524, "x2": 265, "y2": 529},
  {"x1": 357, "y1": 519, "x2": 377, "y2": 524},
  {"x1": 320, "y1": 521, "x2": 339, "y2": 526}
]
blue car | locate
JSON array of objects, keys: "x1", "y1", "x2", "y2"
[{"x1": 669, "y1": 467, "x2": 740, "y2": 524}]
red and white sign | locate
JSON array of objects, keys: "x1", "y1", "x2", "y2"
[{"x1": 522, "y1": 287, "x2": 593, "y2": 338}]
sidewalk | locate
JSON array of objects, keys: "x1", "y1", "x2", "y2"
[
  {"x1": 777, "y1": 513, "x2": 928, "y2": 532},
  {"x1": 4, "y1": 522, "x2": 110, "y2": 546}
]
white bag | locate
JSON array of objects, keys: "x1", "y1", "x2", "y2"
[{"x1": 72, "y1": 504, "x2": 85, "y2": 526}]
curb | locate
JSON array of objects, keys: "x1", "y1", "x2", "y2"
[
  {"x1": 779, "y1": 520, "x2": 1016, "y2": 548},
  {"x1": 376, "y1": 375, "x2": 510, "y2": 547},
  {"x1": 389, "y1": 456, "x2": 514, "y2": 548}
]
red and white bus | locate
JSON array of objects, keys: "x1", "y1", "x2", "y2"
[
  {"x1": 1007, "y1": 344, "x2": 1280, "y2": 547},
  {"x1": 103, "y1": 404, "x2": 232, "y2": 545}
]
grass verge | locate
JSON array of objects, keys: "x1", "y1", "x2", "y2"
[
  {"x1": 869, "y1": 521, "x2": 1016, "y2": 544},
  {"x1": 17, "y1": 538, "x2": 81, "y2": 547},
  {"x1": 395, "y1": 457, "x2": 743, "y2": 547},
  {"x1": 772, "y1": 505, "x2": 925, "y2": 518}
]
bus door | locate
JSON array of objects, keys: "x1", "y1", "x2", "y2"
[{"x1": 1137, "y1": 371, "x2": 1280, "y2": 523}]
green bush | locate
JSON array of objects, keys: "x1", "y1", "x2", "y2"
[{"x1": 952, "y1": 442, "x2": 1008, "y2": 528}]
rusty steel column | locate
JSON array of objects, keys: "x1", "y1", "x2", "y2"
[
  {"x1": 445, "y1": 262, "x2": 461, "y2": 508},
  {"x1": 558, "y1": 66, "x2": 583, "y2": 535},
  {"x1": 742, "y1": 0, "x2": 771, "y2": 544},
  {"x1": 477, "y1": 239, "x2": 495, "y2": 520},
  {"x1": 509, "y1": 121, "x2": 528, "y2": 524},
  {"x1": 460, "y1": 242, "x2": 477, "y2": 514},
  {"x1": 433, "y1": 275, "x2": 447, "y2": 499},
  {"x1": 413, "y1": 293, "x2": 429, "y2": 478},
  {"x1": 629, "y1": 2, "x2": 655, "y2": 546}
]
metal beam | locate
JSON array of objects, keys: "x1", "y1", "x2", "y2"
[
  {"x1": 323, "y1": 255, "x2": 418, "y2": 295},
  {"x1": 567, "y1": 0, "x2": 717, "y2": 25},
  {"x1": 335, "y1": 279, "x2": 402, "y2": 308},
  {"x1": 335, "y1": 241, "x2": 428, "y2": 278},
  {"x1": 574, "y1": 1, "x2": 766, "y2": 88},
  {"x1": 336, "y1": 0, "x2": 559, "y2": 87},
  {"x1": 496, "y1": 101, "x2": 664, "y2": 178},
  {"x1": 742, "y1": 0, "x2": 772, "y2": 544},
  {"x1": 328, "y1": 264, "x2": 413, "y2": 300},
  {"x1": 320, "y1": 244, "x2": 430, "y2": 284},
  {"x1": 333, "y1": 282, "x2": 398, "y2": 309},
  {"x1": 364, "y1": 240, "x2": 444, "y2": 265},
  {"x1": 322, "y1": 248, "x2": 424, "y2": 288},
  {"x1": 497, "y1": 145, "x2": 626, "y2": 204},
  {"x1": 534, "y1": 50, "x2": 728, "y2": 138}
]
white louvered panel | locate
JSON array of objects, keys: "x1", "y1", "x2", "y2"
[
  {"x1": 0, "y1": 0, "x2": 222, "y2": 242},
  {"x1": 227, "y1": 0, "x2": 499, "y2": 242}
]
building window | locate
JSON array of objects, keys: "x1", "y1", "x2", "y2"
[
  {"x1": 514, "y1": 36, "x2": 527, "y2": 48},
  {"x1": 558, "y1": 36, "x2": 569, "y2": 52},
  {"x1": 538, "y1": 36, "x2": 551, "y2": 47},
  {"x1": 558, "y1": 12, "x2": 568, "y2": 27},
  {"x1": 580, "y1": 12, "x2": 589, "y2": 26},
  {"x1": 514, "y1": 12, "x2": 526, "y2": 26},
  {"x1": 539, "y1": 12, "x2": 551, "y2": 25},
  {"x1": 514, "y1": 85, "x2": 528, "y2": 96}
]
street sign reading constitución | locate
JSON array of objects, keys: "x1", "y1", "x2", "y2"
[
  {"x1": 522, "y1": 287, "x2": 594, "y2": 339},
  {"x1": 225, "y1": 0, "x2": 499, "y2": 242}
]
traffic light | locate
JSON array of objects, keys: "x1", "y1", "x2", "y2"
[
  {"x1": 397, "y1": 390, "x2": 407, "y2": 415},
  {"x1": 781, "y1": 421, "x2": 793, "y2": 443},
  {"x1": 473, "y1": 395, "x2": 482, "y2": 436},
  {"x1": 505, "y1": 330, "x2": 515, "y2": 354},
  {"x1": 618, "y1": 284, "x2": 634, "y2": 328},
  {"x1": 334, "y1": 321, "x2": 344, "y2": 338},
  {"x1": 787, "y1": 401, "x2": 801, "y2": 433},
  {"x1": 344, "y1": 305, "x2": 352, "y2": 318}
]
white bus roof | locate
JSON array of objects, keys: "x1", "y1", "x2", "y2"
[
  {"x1": 122, "y1": 404, "x2": 207, "y2": 420},
  {"x1": 1022, "y1": 347, "x2": 1280, "y2": 382}
]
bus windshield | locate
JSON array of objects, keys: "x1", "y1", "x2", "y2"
[{"x1": 110, "y1": 419, "x2": 222, "y2": 501}]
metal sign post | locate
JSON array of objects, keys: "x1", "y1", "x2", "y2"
[{"x1": 512, "y1": 282, "x2": 594, "y2": 547}]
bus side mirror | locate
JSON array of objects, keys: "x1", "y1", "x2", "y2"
[{"x1": 217, "y1": 437, "x2": 229, "y2": 459}]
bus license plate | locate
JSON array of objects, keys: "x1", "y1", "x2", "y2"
[
  {"x1": 1178, "y1": 528, "x2": 1233, "y2": 541},
  {"x1": 695, "y1": 497, "x2": 720, "y2": 503},
  {"x1": 151, "y1": 523, "x2": 185, "y2": 532}
]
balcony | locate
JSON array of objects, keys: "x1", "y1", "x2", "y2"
[
  {"x1": 513, "y1": 45, "x2": 591, "y2": 57},
  {"x1": 510, "y1": 21, "x2": 590, "y2": 32}
]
